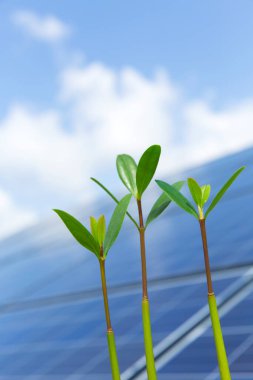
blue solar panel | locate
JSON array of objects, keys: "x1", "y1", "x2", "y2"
[{"x1": 0, "y1": 147, "x2": 252, "y2": 378}]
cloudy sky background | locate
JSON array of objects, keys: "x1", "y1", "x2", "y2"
[{"x1": 0, "y1": 1, "x2": 253, "y2": 239}]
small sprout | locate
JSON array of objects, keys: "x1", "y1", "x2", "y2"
[
  {"x1": 156, "y1": 167, "x2": 245, "y2": 380},
  {"x1": 156, "y1": 166, "x2": 245, "y2": 220},
  {"x1": 53, "y1": 193, "x2": 131, "y2": 260},
  {"x1": 54, "y1": 194, "x2": 131, "y2": 380},
  {"x1": 92, "y1": 145, "x2": 182, "y2": 380},
  {"x1": 116, "y1": 145, "x2": 161, "y2": 200}
]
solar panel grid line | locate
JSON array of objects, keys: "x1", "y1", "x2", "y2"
[
  {"x1": 154, "y1": 279, "x2": 253, "y2": 380},
  {"x1": 204, "y1": 334, "x2": 253, "y2": 380},
  {"x1": 15, "y1": 298, "x2": 140, "y2": 376},
  {"x1": 75, "y1": 285, "x2": 200, "y2": 376},
  {"x1": 45, "y1": 292, "x2": 154, "y2": 375},
  {"x1": 121, "y1": 301, "x2": 214, "y2": 379},
  {"x1": 0, "y1": 276, "x2": 239, "y2": 378},
  {"x1": 0, "y1": 263, "x2": 250, "y2": 318},
  {"x1": 0, "y1": 300, "x2": 113, "y2": 373},
  {"x1": 0, "y1": 265, "x2": 84, "y2": 312},
  {"x1": 0, "y1": 278, "x2": 213, "y2": 376},
  {"x1": 123, "y1": 272, "x2": 253, "y2": 379}
]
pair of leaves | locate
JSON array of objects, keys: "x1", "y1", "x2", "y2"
[
  {"x1": 187, "y1": 178, "x2": 211, "y2": 208},
  {"x1": 91, "y1": 178, "x2": 184, "y2": 229},
  {"x1": 53, "y1": 193, "x2": 131, "y2": 259},
  {"x1": 156, "y1": 166, "x2": 245, "y2": 220},
  {"x1": 90, "y1": 215, "x2": 106, "y2": 247},
  {"x1": 117, "y1": 145, "x2": 161, "y2": 200}
]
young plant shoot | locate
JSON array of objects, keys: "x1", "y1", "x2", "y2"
[
  {"x1": 53, "y1": 194, "x2": 132, "y2": 380},
  {"x1": 91, "y1": 145, "x2": 184, "y2": 380},
  {"x1": 156, "y1": 166, "x2": 245, "y2": 380}
]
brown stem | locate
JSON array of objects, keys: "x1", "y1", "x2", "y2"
[
  {"x1": 199, "y1": 218, "x2": 214, "y2": 294},
  {"x1": 99, "y1": 257, "x2": 112, "y2": 331},
  {"x1": 137, "y1": 199, "x2": 148, "y2": 299}
]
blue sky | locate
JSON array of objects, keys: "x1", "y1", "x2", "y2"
[
  {"x1": 0, "y1": 1, "x2": 253, "y2": 238},
  {"x1": 1, "y1": 0, "x2": 253, "y2": 112}
]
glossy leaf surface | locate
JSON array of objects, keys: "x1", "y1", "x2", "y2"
[
  {"x1": 116, "y1": 155, "x2": 138, "y2": 197},
  {"x1": 54, "y1": 209, "x2": 100, "y2": 256},
  {"x1": 201, "y1": 185, "x2": 211, "y2": 206},
  {"x1": 136, "y1": 145, "x2": 161, "y2": 199},
  {"x1": 90, "y1": 216, "x2": 98, "y2": 241},
  {"x1": 155, "y1": 180, "x2": 198, "y2": 219},
  {"x1": 187, "y1": 178, "x2": 202, "y2": 206},
  {"x1": 145, "y1": 181, "x2": 185, "y2": 228},
  {"x1": 104, "y1": 194, "x2": 132, "y2": 255},
  {"x1": 97, "y1": 215, "x2": 106, "y2": 247}
]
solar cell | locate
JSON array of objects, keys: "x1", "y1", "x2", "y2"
[{"x1": 0, "y1": 147, "x2": 252, "y2": 378}]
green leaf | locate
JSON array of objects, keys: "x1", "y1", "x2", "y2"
[
  {"x1": 136, "y1": 145, "x2": 161, "y2": 199},
  {"x1": 201, "y1": 185, "x2": 211, "y2": 206},
  {"x1": 205, "y1": 166, "x2": 245, "y2": 218},
  {"x1": 90, "y1": 216, "x2": 98, "y2": 241},
  {"x1": 53, "y1": 209, "x2": 100, "y2": 257},
  {"x1": 91, "y1": 177, "x2": 139, "y2": 229},
  {"x1": 97, "y1": 215, "x2": 106, "y2": 247},
  {"x1": 104, "y1": 194, "x2": 132, "y2": 255},
  {"x1": 155, "y1": 180, "x2": 199, "y2": 219},
  {"x1": 116, "y1": 154, "x2": 138, "y2": 197},
  {"x1": 187, "y1": 178, "x2": 202, "y2": 206},
  {"x1": 145, "y1": 181, "x2": 185, "y2": 228}
]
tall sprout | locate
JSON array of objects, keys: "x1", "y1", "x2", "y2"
[
  {"x1": 92, "y1": 145, "x2": 184, "y2": 379},
  {"x1": 53, "y1": 194, "x2": 131, "y2": 380},
  {"x1": 156, "y1": 166, "x2": 245, "y2": 380}
]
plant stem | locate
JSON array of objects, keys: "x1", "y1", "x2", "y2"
[
  {"x1": 100, "y1": 259, "x2": 112, "y2": 330},
  {"x1": 99, "y1": 257, "x2": 121, "y2": 380},
  {"x1": 137, "y1": 200, "x2": 148, "y2": 298},
  {"x1": 137, "y1": 199, "x2": 157, "y2": 380},
  {"x1": 199, "y1": 219, "x2": 213, "y2": 294},
  {"x1": 199, "y1": 219, "x2": 231, "y2": 380},
  {"x1": 208, "y1": 293, "x2": 231, "y2": 380}
]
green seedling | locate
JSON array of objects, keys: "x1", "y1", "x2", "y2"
[
  {"x1": 53, "y1": 194, "x2": 132, "y2": 380},
  {"x1": 156, "y1": 166, "x2": 245, "y2": 380},
  {"x1": 92, "y1": 145, "x2": 184, "y2": 380}
]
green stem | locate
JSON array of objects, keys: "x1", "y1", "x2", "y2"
[
  {"x1": 199, "y1": 219, "x2": 231, "y2": 379},
  {"x1": 208, "y1": 294, "x2": 231, "y2": 380},
  {"x1": 99, "y1": 258, "x2": 121, "y2": 380},
  {"x1": 137, "y1": 199, "x2": 157, "y2": 380},
  {"x1": 142, "y1": 298, "x2": 157, "y2": 380},
  {"x1": 107, "y1": 330, "x2": 121, "y2": 380}
]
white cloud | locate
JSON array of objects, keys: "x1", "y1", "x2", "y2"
[
  {"x1": 12, "y1": 10, "x2": 70, "y2": 42},
  {"x1": 59, "y1": 63, "x2": 253, "y2": 174},
  {"x1": 1, "y1": 61, "x2": 253, "y2": 238},
  {"x1": 0, "y1": 106, "x2": 88, "y2": 194},
  {"x1": 0, "y1": 188, "x2": 36, "y2": 239}
]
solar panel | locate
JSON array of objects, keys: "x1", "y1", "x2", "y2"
[{"x1": 0, "y1": 147, "x2": 252, "y2": 378}]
